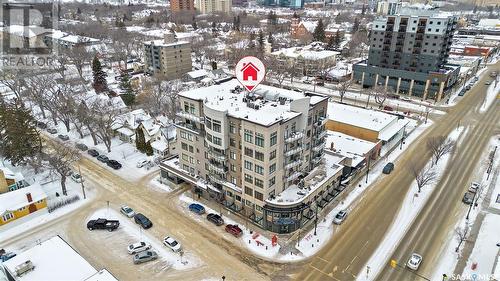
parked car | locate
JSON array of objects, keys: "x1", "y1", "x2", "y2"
[
  {"x1": 97, "y1": 155, "x2": 109, "y2": 163},
  {"x1": 406, "y1": 253, "x2": 423, "y2": 270},
  {"x1": 0, "y1": 251, "x2": 16, "y2": 262},
  {"x1": 382, "y1": 162, "x2": 395, "y2": 174},
  {"x1": 469, "y1": 182, "x2": 480, "y2": 193},
  {"x1": 163, "y1": 236, "x2": 182, "y2": 252},
  {"x1": 383, "y1": 106, "x2": 394, "y2": 111},
  {"x1": 120, "y1": 205, "x2": 136, "y2": 218},
  {"x1": 485, "y1": 80, "x2": 492, "y2": 85},
  {"x1": 462, "y1": 192, "x2": 475, "y2": 205},
  {"x1": 127, "y1": 242, "x2": 151, "y2": 254},
  {"x1": 87, "y1": 218, "x2": 120, "y2": 231},
  {"x1": 225, "y1": 224, "x2": 243, "y2": 237},
  {"x1": 134, "y1": 213, "x2": 153, "y2": 229},
  {"x1": 458, "y1": 89, "x2": 466, "y2": 96},
  {"x1": 87, "y1": 149, "x2": 99, "y2": 157},
  {"x1": 207, "y1": 213, "x2": 224, "y2": 226},
  {"x1": 36, "y1": 121, "x2": 47, "y2": 129},
  {"x1": 188, "y1": 203, "x2": 205, "y2": 214},
  {"x1": 75, "y1": 143, "x2": 88, "y2": 151},
  {"x1": 465, "y1": 84, "x2": 472, "y2": 91},
  {"x1": 70, "y1": 173, "x2": 83, "y2": 183},
  {"x1": 58, "y1": 134, "x2": 69, "y2": 141},
  {"x1": 47, "y1": 128, "x2": 57, "y2": 134},
  {"x1": 490, "y1": 71, "x2": 497, "y2": 77},
  {"x1": 133, "y1": 250, "x2": 158, "y2": 264},
  {"x1": 136, "y1": 159, "x2": 151, "y2": 168},
  {"x1": 333, "y1": 210, "x2": 348, "y2": 225},
  {"x1": 107, "y1": 160, "x2": 122, "y2": 170}
]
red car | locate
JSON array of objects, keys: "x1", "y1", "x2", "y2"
[{"x1": 225, "y1": 224, "x2": 243, "y2": 237}]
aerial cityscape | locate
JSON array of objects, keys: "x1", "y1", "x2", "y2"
[{"x1": 0, "y1": 0, "x2": 499, "y2": 280}]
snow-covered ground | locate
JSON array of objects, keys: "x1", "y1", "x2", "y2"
[
  {"x1": 430, "y1": 135, "x2": 500, "y2": 280},
  {"x1": 88, "y1": 208, "x2": 201, "y2": 270},
  {"x1": 356, "y1": 126, "x2": 466, "y2": 281},
  {"x1": 480, "y1": 80, "x2": 500, "y2": 113},
  {"x1": 149, "y1": 176, "x2": 173, "y2": 193}
]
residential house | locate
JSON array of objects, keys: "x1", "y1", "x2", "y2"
[
  {"x1": 0, "y1": 167, "x2": 29, "y2": 194},
  {"x1": 137, "y1": 117, "x2": 177, "y2": 158},
  {"x1": 0, "y1": 184, "x2": 48, "y2": 227},
  {"x1": 113, "y1": 109, "x2": 152, "y2": 143}
]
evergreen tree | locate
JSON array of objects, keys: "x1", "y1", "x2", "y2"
[
  {"x1": 236, "y1": 15, "x2": 241, "y2": 31},
  {"x1": 258, "y1": 29, "x2": 265, "y2": 53},
  {"x1": 313, "y1": 19, "x2": 326, "y2": 42},
  {"x1": 353, "y1": 17, "x2": 360, "y2": 33},
  {"x1": 267, "y1": 32, "x2": 273, "y2": 44},
  {"x1": 211, "y1": 61, "x2": 217, "y2": 70},
  {"x1": 326, "y1": 35, "x2": 335, "y2": 50},
  {"x1": 77, "y1": 7, "x2": 82, "y2": 15},
  {"x1": 120, "y1": 72, "x2": 135, "y2": 106},
  {"x1": 192, "y1": 19, "x2": 198, "y2": 30},
  {"x1": 92, "y1": 56, "x2": 107, "y2": 92},
  {"x1": 248, "y1": 32, "x2": 256, "y2": 49},
  {"x1": 333, "y1": 30, "x2": 343, "y2": 49},
  {"x1": 135, "y1": 128, "x2": 146, "y2": 153},
  {"x1": 0, "y1": 100, "x2": 42, "y2": 166},
  {"x1": 361, "y1": 4, "x2": 366, "y2": 15},
  {"x1": 145, "y1": 140, "x2": 154, "y2": 156}
]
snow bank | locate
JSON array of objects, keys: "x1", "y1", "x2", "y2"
[
  {"x1": 480, "y1": 80, "x2": 500, "y2": 113},
  {"x1": 356, "y1": 126, "x2": 466, "y2": 281}
]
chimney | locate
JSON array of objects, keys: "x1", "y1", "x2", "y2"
[
  {"x1": 26, "y1": 192, "x2": 33, "y2": 203},
  {"x1": 330, "y1": 142, "x2": 334, "y2": 150}
]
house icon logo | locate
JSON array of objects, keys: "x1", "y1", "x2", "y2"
[{"x1": 236, "y1": 56, "x2": 266, "y2": 92}]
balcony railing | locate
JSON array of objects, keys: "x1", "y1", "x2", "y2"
[
  {"x1": 286, "y1": 171, "x2": 302, "y2": 182},
  {"x1": 285, "y1": 159, "x2": 302, "y2": 170},
  {"x1": 207, "y1": 148, "x2": 226, "y2": 162},
  {"x1": 175, "y1": 122, "x2": 202, "y2": 134},
  {"x1": 312, "y1": 155, "x2": 322, "y2": 164},
  {"x1": 284, "y1": 145, "x2": 303, "y2": 157},
  {"x1": 316, "y1": 130, "x2": 327, "y2": 139},
  {"x1": 285, "y1": 131, "x2": 304, "y2": 143},
  {"x1": 312, "y1": 142, "x2": 325, "y2": 152},
  {"x1": 208, "y1": 162, "x2": 227, "y2": 174},
  {"x1": 314, "y1": 117, "x2": 327, "y2": 127},
  {"x1": 207, "y1": 174, "x2": 225, "y2": 185},
  {"x1": 176, "y1": 111, "x2": 203, "y2": 123}
]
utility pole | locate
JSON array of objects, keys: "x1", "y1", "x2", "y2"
[
  {"x1": 314, "y1": 203, "x2": 318, "y2": 236},
  {"x1": 486, "y1": 146, "x2": 497, "y2": 181},
  {"x1": 466, "y1": 191, "x2": 476, "y2": 220},
  {"x1": 365, "y1": 156, "x2": 371, "y2": 184},
  {"x1": 78, "y1": 165, "x2": 86, "y2": 200}
]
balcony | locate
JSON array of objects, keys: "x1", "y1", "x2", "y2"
[
  {"x1": 285, "y1": 131, "x2": 304, "y2": 143},
  {"x1": 207, "y1": 149, "x2": 226, "y2": 162},
  {"x1": 314, "y1": 117, "x2": 328, "y2": 127},
  {"x1": 176, "y1": 111, "x2": 203, "y2": 123},
  {"x1": 208, "y1": 161, "x2": 227, "y2": 174},
  {"x1": 207, "y1": 174, "x2": 225, "y2": 186},
  {"x1": 311, "y1": 155, "x2": 322, "y2": 165},
  {"x1": 285, "y1": 159, "x2": 302, "y2": 170},
  {"x1": 316, "y1": 130, "x2": 327, "y2": 139},
  {"x1": 286, "y1": 171, "x2": 302, "y2": 182},
  {"x1": 312, "y1": 142, "x2": 325, "y2": 152},
  {"x1": 175, "y1": 122, "x2": 202, "y2": 134},
  {"x1": 285, "y1": 146, "x2": 303, "y2": 157}
]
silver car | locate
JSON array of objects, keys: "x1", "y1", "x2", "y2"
[
  {"x1": 120, "y1": 205, "x2": 135, "y2": 218},
  {"x1": 133, "y1": 250, "x2": 158, "y2": 264}
]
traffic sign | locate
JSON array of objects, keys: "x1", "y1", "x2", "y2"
[
  {"x1": 235, "y1": 56, "x2": 266, "y2": 92},
  {"x1": 390, "y1": 259, "x2": 397, "y2": 268}
]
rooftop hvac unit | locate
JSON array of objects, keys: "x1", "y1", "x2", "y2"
[{"x1": 15, "y1": 260, "x2": 34, "y2": 277}]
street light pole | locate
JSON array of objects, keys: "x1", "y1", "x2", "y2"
[
  {"x1": 314, "y1": 203, "x2": 318, "y2": 236},
  {"x1": 78, "y1": 165, "x2": 86, "y2": 200},
  {"x1": 365, "y1": 156, "x2": 371, "y2": 184}
]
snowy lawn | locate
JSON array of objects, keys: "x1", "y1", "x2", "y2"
[
  {"x1": 177, "y1": 194, "x2": 283, "y2": 260},
  {"x1": 430, "y1": 135, "x2": 500, "y2": 280},
  {"x1": 87, "y1": 208, "x2": 200, "y2": 270},
  {"x1": 148, "y1": 176, "x2": 174, "y2": 193},
  {"x1": 480, "y1": 80, "x2": 500, "y2": 113},
  {"x1": 356, "y1": 126, "x2": 466, "y2": 281}
]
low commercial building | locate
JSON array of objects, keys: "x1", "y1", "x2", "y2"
[
  {"x1": 2, "y1": 235, "x2": 118, "y2": 281},
  {"x1": 272, "y1": 43, "x2": 338, "y2": 77},
  {"x1": 143, "y1": 33, "x2": 192, "y2": 80},
  {"x1": 0, "y1": 184, "x2": 47, "y2": 227},
  {"x1": 160, "y1": 79, "x2": 345, "y2": 233},
  {"x1": 326, "y1": 103, "x2": 409, "y2": 149}
]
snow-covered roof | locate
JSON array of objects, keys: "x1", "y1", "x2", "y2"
[
  {"x1": 0, "y1": 166, "x2": 16, "y2": 179},
  {"x1": 179, "y1": 79, "x2": 328, "y2": 127},
  {"x1": 326, "y1": 131, "x2": 377, "y2": 167},
  {"x1": 0, "y1": 184, "x2": 47, "y2": 215},
  {"x1": 477, "y1": 19, "x2": 500, "y2": 29},
  {"x1": 151, "y1": 140, "x2": 168, "y2": 152},
  {"x1": 327, "y1": 62, "x2": 352, "y2": 79},
  {"x1": 187, "y1": 69, "x2": 209, "y2": 79},
  {"x1": 327, "y1": 103, "x2": 398, "y2": 132},
  {"x1": 46, "y1": 30, "x2": 100, "y2": 45},
  {"x1": 84, "y1": 269, "x2": 119, "y2": 281},
  {"x1": 299, "y1": 21, "x2": 317, "y2": 33},
  {"x1": 144, "y1": 39, "x2": 189, "y2": 48},
  {"x1": 2, "y1": 236, "x2": 97, "y2": 281},
  {"x1": 4, "y1": 25, "x2": 49, "y2": 38},
  {"x1": 378, "y1": 118, "x2": 409, "y2": 142},
  {"x1": 273, "y1": 45, "x2": 338, "y2": 61},
  {"x1": 114, "y1": 109, "x2": 151, "y2": 130}
]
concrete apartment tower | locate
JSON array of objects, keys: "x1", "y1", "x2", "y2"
[
  {"x1": 195, "y1": 0, "x2": 232, "y2": 14},
  {"x1": 353, "y1": 8, "x2": 461, "y2": 101}
]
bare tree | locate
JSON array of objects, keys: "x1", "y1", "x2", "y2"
[
  {"x1": 408, "y1": 161, "x2": 437, "y2": 193},
  {"x1": 266, "y1": 56, "x2": 288, "y2": 88},
  {"x1": 42, "y1": 141, "x2": 80, "y2": 196},
  {"x1": 455, "y1": 222, "x2": 469, "y2": 253},
  {"x1": 139, "y1": 77, "x2": 182, "y2": 120},
  {"x1": 0, "y1": 69, "x2": 27, "y2": 102},
  {"x1": 426, "y1": 136, "x2": 455, "y2": 166},
  {"x1": 50, "y1": 82, "x2": 78, "y2": 132},
  {"x1": 337, "y1": 79, "x2": 353, "y2": 103},
  {"x1": 372, "y1": 85, "x2": 388, "y2": 109},
  {"x1": 24, "y1": 74, "x2": 55, "y2": 119},
  {"x1": 90, "y1": 100, "x2": 121, "y2": 152},
  {"x1": 64, "y1": 46, "x2": 92, "y2": 80}
]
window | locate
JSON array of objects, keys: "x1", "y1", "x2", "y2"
[
  {"x1": 189, "y1": 145, "x2": 194, "y2": 153},
  {"x1": 180, "y1": 131, "x2": 187, "y2": 139},
  {"x1": 255, "y1": 165, "x2": 264, "y2": 175},
  {"x1": 255, "y1": 178, "x2": 264, "y2": 188},
  {"x1": 230, "y1": 138, "x2": 236, "y2": 147},
  {"x1": 230, "y1": 151, "x2": 236, "y2": 160},
  {"x1": 205, "y1": 117, "x2": 212, "y2": 129},
  {"x1": 244, "y1": 129, "x2": 253, "y2": 143},
  {"x1": 255, "y1": 191, "x2": 263, "y2": 201},
  {"x1": 213, "y1": 136, "x2": 222, "y2": 145},
  {"x1": 245, "y1": 200, "x2": 253, "y2": 207},
  {"x1": 255, "y1": 205, "x2": 263, "y2": 212},
  {"x1": 226, "y1": 190, "x2": 233, "y2": 197},
  {"x1": 244, "y1": 160, "x2": 253, "y2": 171},
  {"x1": 212, "y1": 120, "x2": 221, "y2": 133},
  {"x1": 244, "y1": 147, "x2": 253, "y2": 157},
  {"x1": 231, "y1": 176, "x2": 237, "y2": 185},
  {"x1": 255, "y1": 151, "x2": 264, "y2": 161},
  {"x1": 230, "y1": 164, "x2": 236, "y2": 172},
  {"x1": 244, "y1": 174, "x2": 253, "y2": 184},
  {"x1": 2, "y1": 212, "x2": 13, "y2": 222},
  {"x1": 436, "y1": 29, "x2": 439, "y2": 32},
  {"x1": 245, "y1": 186, "x2": 253, "y2": 196},
  {"x1": 269, "y1": 176, "x2": 275, "y2": 187},
  {"x1": 255, "y1": 133, "x2": 264, "y2": 147},
  {"x1": 269, "y1": 163, "x2": 276, "y2": 174},
  {"x1": 182, "y1": 153, "x2": 188, "y2": 161},
  {"x1": 235, "y1": 195, "x2": 242, "y2": 202},
  {"x1": 184, "y1": 102, "x2": 189, "y2": 112},
  {"x1": 181, "y1": 142, "x2": 188, "y2": 150},
  {"x1": 229, "y1": 123, "x2": 236, "y2": 134},
  {"x1": 270, "y1": 132, "x2": 277, "y2": 146},
  {"x1": 270, "y1": 150, "x2": 276, "y2": 160}
]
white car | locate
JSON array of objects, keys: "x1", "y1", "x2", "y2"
[
  {"x1": 127, "y1": 242, "x2": 151, "y2": 254},
  {"x1": 406, "y1": 253, "x2": 423, "y2": 270},
  {"x1": 333, "y1": 210, "x2": 348, "y2": 225},
  {"x1": 163, "y1": 236, "x2": 182, "y2": 252},
  {"x1": 120, "y1": 205, "x2": 135, "y2": 218},
  {"x1": 136, "y1": 159, "x2": 151, "y2": 168},
  {"x1": 469, "y1": 182, "x2": 480, "y2": 193},
  {"x1": 70, "y1": 173, "x2": 83, "y2": 183}
]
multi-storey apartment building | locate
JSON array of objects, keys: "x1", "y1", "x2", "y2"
[
  {"x1": 261, "y1": 0, "x2": 303, "y2": 9},
  {"x1": 160, "y1": 79, "x2": 344, "y2": 233},
  {"x1": 143, "y1": 33, "x2": 192, "y2": 80},
  {"x1": 195, "y1": 0, "x2": 232, "y2": 14},
  {"x1": 353, "y1": 8, "x2": 461, "y2": 101},
  {"x1": 170, "y1": 0, "x2": 195, "y2": 12}
]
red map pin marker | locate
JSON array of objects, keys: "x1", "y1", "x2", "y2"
[{"x1": 235, "y1": 56, "x2": 266, "y2": 92}]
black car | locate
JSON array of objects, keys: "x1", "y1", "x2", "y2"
[
  {"x1": 97, "y1": 155, "x2": 109, "y2": 163},
  {"x1": 58, "y1": 134, "x2": 69, "y2": 141},
  {"x1": 207, "y1": 213, "x2": 224, "y2": 226},
  {"x1": 47, "y1": 128, "x2": 58, "y2": 134},
  {"x1": 107, "y1": 160, "x2": 122, "y2": 170},
  {"x1": 87, "y1": 149, "x2": 99, "y2": 157},
  {"x1": 87, "y1": 218, "x2": 120, "y2": 231},
  {"x1": 134, "y1": 213, "x2": 153, "y2": 229},
  {"x1": 75, "y1": 143, "x2": 88, "y2": 151},
  {"x1": 36, "y1": 121, "x2": 47, "y2": 129},
  {"x1": 382, "y1": 162, "x2": 395, "y2": 174}
]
